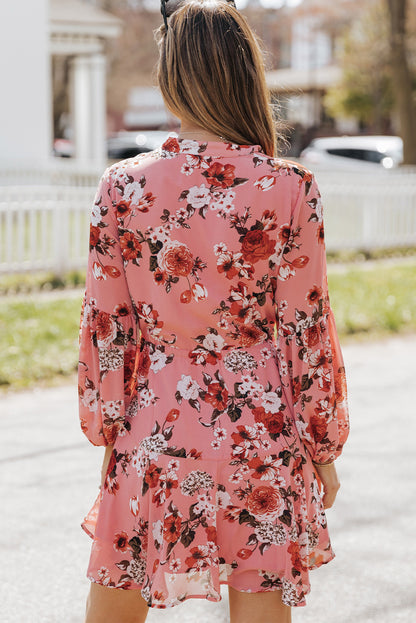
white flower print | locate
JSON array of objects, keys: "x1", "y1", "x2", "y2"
[
  {"x1": 123, "y1": 181, "x2": 144, "y2": 203},
  {"x1": 261, "y1": 391, "x2": 282, "y2": 414},
  {"x1": 186, "y1": 184, "x2": 211, "y2": 209},
  {"x1": 210, "y1": 190, "x2": 236, "y2": 214},
  {"x1": 213, "y1": 427, "x2": 227, "y2": 440},
  {"x1": 81, "y1": 388, "x2": 98, "y2": 412},
  {"x1": 224, "y1": 350, "x2": 257, "y2": 373},
  {"x1": 194, "y1": 492, "x2": 215, "y2": 515},
  {"x1": 239, "y1": 375, "x2": 264, "y2": 398},
  {"x1": 255, "y1": 522, "x2": 287, "y2": 545},
  {"x1": 101, "y1": 400, "x2": 123, "y2": 419},
  {"x1": 139, "y1": 387, "x2": 156, "y2": 408},
  {"x1": 90, "y1": 204, "x2": 102, "y2": 226},
  {"x1": 139, "y1": 433, "x2": 168, "y2": 460},
  {"x1": 126, "y1": 558, "x2": 146, "y2": 583},
  {"x1": 216, "y1": 489, "x2": 231, "y2": 508},
  {"x1": 150, "y1": 349, "x2": 168, "y2": 373},
  {"x1": 202, "y1": 333, "x2": 224, "y2": 352},
  {"x1": 180, "y1": 470, "x2": 214, "y2": 496},
  {"x1": 169, "y1": 558, "x2": 181, "y2": 572},
  {"x1": 181, "y1": 162, "x2": 194, "y2": 175},
  {"x1": 152, "y1": 519, "x2": 163, "y2": 548},
  {"x1": 278, "y1": 263, "x2": 296, "y2": 281},
  {"x1": 176, "y1": 374, "x2": 200, "y2": 400},
  {"x1": 129, "y1": 496, "x2": 140, "y2": 516}
]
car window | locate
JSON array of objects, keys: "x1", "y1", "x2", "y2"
[{"x1": 326, "y1": 148, "x2": 385, "y2": 163}]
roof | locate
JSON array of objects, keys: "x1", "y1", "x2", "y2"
[{"x1": 50, "y1": 0, "x2": 122, "y2": 39}]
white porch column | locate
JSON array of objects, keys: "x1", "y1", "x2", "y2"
[
  {"x1": 90, "y1": 53, "x2": 107, "y2": 168},
  {"x1": 70, "y1": 53, "x2": 107, "y2": 168},
  {"x1": 71, "y1": 55, "x2": 92, "y2": 164}
]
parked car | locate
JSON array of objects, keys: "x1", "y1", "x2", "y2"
[
  {"x1": 107, "y1": 130, "x2": 178, "y2": 160},
  {"x1": 300, "y1": 135, "x2": 403, "y2": 169}
]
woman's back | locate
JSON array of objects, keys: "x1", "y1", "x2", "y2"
[
  {"x1": 79, "y1": 136, "x2": 348, "y2": 608},
  {"x1": 106, "y1": 137, "x2": 303, "y2": 350}
]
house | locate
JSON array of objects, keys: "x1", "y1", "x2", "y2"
[
  {"x1": 0, "y1": 0, "x2": 120, "y2": 169},
  {"x1": 266, "y1": 0, "x2": 365, "y2": 135}
]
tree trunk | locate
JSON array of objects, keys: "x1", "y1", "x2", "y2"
[{"x1": 386, "y1": 0, "x2": 416, "y2": 164}]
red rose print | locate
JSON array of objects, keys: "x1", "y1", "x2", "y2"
[
  {"x1": 253, "y1": 406, "x2": 284, "y2": 435},
  {"x1": 241, "y1": 230, "x2": 275, "y2": 263},
  {"x1": 89, "y1": 225, "x2": 100, "y2": 247},
  {"x1": 163, "y1": 513, "x2": 182, "y2": 543},
  {"x1": 306, "y1": 285, "x2": 323, "y2": 306},
  {"x1": 124, "y1": 350, "x2": 136, "y2": 392},
  {"x1": 163, "y1": 137, "x2": 180, "y2": 153},
  {"x1": 159, "y1": 241, "x2": 194, "y2": 277},
  {"x1": 246, "y1": 485, "x2": 285, "y2": 519},
  {"x1": 310, "y1": 414, "x2": 327, "y2": 443},
  {"x1": 153, "y1": 268, "x2": 167, "y2": 285},
  {"x1": 239, "y1": 324, "x2": 265, "y2": 347},
  {"x1": 304, "y1": 325, "x2": 320, "y2": 348},
  {"x1": 113, "y1": 531, "x2": 129, "y2": 552},
  {"x1": 204, "y1": 162, "x2": 236, "y2": 188},
  {"x1": 116, "y1": 201, "x2": 132, "y2": 219},
  {"x1": 204, "y1": 383, "x2": 229, "y2": 410},
  {"x1": 120, "y1": 231, "x2": 142, "y2": 261},
  {"x1": 335, "y1": 367, "x2": 347, "y2": 402},
  {"x1": 145, "y1": 464, "x2": 161, "y2": 488},
  {"x1": 288, "y1": 542, "x2": 307, "y2": 572},
  {"x1": 185, "y1": 546, "x2": 208, "y2": 569},
  {"x1": 205, "y1": 525, "x2": 217, "y2": 541},
  {"x1": 137, "y1": 348, "x2": 151, "y2": 378},
  {"x1": 278, "y1": 224, "x2": 291, "y2": 245},
  {"x1": 96, "y1": 311, "x2": 117, "y2": 347},
  {"x1": 114, "y1": 302, "x2": 130, "y2": 316}
]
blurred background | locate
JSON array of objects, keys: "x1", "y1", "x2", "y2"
[{"x1": 0, "y1": 1, "x2": 415, "y2": 622}]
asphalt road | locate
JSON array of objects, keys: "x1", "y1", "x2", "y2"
[{"x1": 1, "y1": 335, "x2": 415, "y2": 623}]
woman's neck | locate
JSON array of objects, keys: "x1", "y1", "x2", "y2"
[{"x1": 178, "y1": 121, "x2": 225, "y2": 142}]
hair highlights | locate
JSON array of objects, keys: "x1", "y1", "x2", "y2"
[{"x1": 156, "y1": 0, "x2": 280, "y2": 157}]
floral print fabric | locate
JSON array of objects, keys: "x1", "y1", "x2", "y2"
[{"x1": 78, "y1": 137, "x2": 349, "y2": 608}]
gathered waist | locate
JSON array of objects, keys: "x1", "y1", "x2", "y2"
[{"x1": 138, "y1": 335, "x2": 278, "y2": 362}]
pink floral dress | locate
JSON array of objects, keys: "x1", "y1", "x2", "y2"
[{"x1": 78, "y1": 137, "x2": 349, "y2": 609}]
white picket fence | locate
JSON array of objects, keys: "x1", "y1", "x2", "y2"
[
  {"x1": 315, "y1": 167, "x2": 416, "y2": 251},
  {"x1": 1, "y1": 166, "x2": 416, "y2": 275}
]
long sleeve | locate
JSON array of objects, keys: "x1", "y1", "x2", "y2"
[
  {"x1": 78, "y1": 168, "x2": 138, "y2": 446},
  {"x1": 274, "y1": 172, "x2": 349, "y2": 464}
]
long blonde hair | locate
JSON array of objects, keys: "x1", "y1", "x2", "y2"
[{"x1": 156, "y1": 0, "x2": 279, "y2": 157}]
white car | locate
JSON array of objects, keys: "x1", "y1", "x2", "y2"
[{"x1": 300, "y1": 135, "x2": 403, "y2": 169}]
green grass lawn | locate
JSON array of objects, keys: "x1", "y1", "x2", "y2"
[
  {"x1": 328, "y1": 262, "x2": 416, "y2": 338},
  {"x1": 0, "y1": 261, "x2": 415, "y2": 392},
  {"x1": 0, "y1": 296, "x2": 82, "y2": 391}
]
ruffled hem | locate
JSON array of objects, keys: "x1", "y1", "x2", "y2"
[
  {"x1": 84, "y1": 557, "x2": 335, "y2": 609},
  {"x1": 81, "y1": 467, "x2": 335, "y2": 609}
]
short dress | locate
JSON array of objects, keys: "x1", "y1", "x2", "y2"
[{"x1": 78, "y1": 137, "x2": 349, "y2": 609}]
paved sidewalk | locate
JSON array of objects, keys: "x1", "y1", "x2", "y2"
[{"x1": 1, "y1": 335, "x2": 415, "y2": 623}]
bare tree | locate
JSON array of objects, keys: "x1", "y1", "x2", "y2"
[{"x1": 386, "y1": 0, "x2": 416, "y2": 164}]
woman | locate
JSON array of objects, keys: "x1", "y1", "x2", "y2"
[{"x1": 78, "y1": 1, "x2": 349, "y2": 622}]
